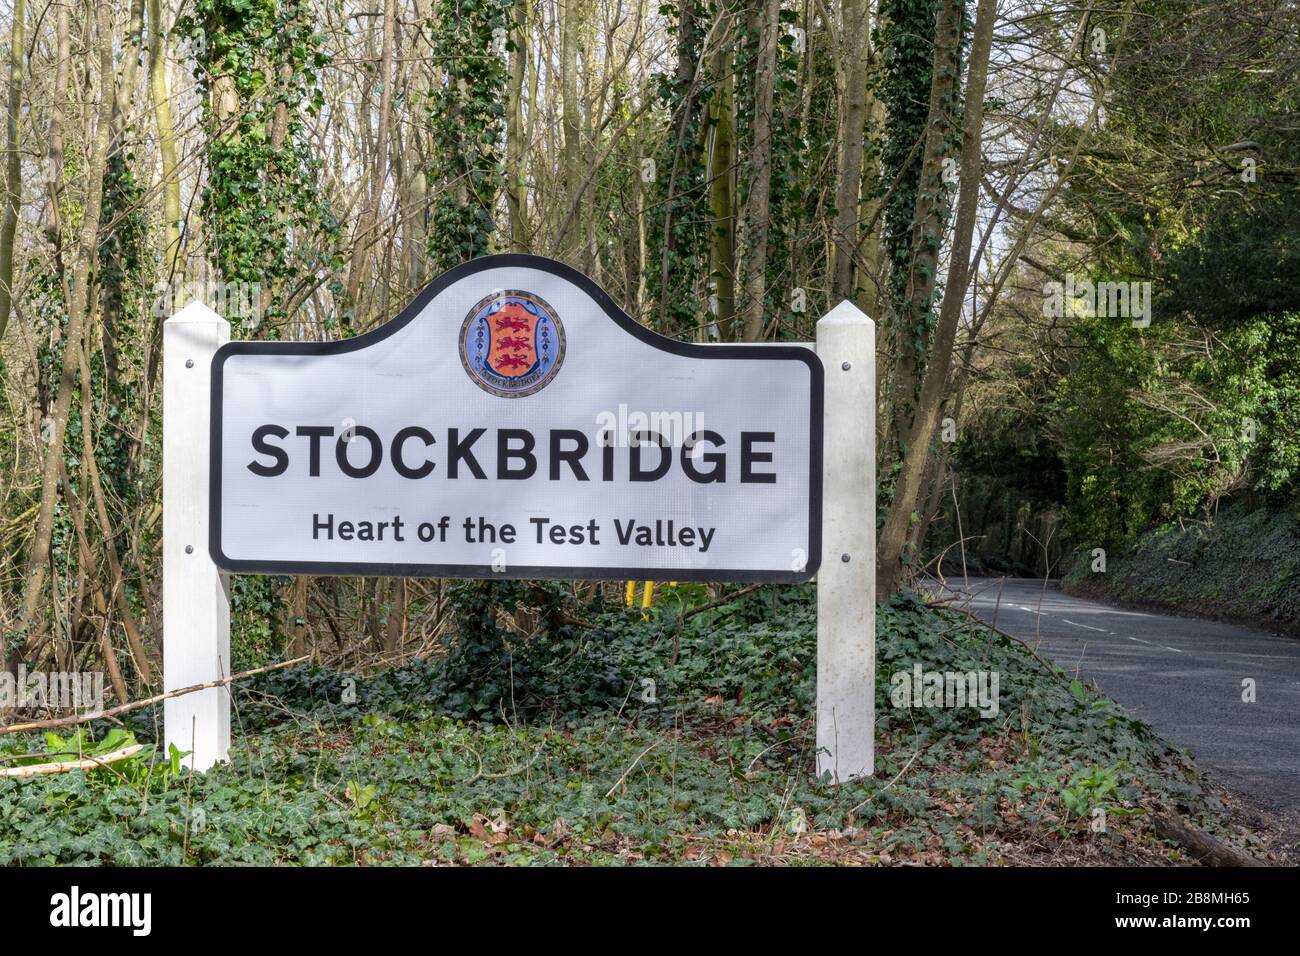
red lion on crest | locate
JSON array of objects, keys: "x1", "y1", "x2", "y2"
[{"x1": 486, "y1": 300, "x2": 540, "y2": 378}]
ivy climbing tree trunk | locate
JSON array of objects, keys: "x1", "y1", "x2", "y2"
[
  {"x1": 0, "y1": 0, "x2": 25, "y2": 343},
  {"x1": 884, "y1": 0, "x2": 964, "y2": 449},
  {"x1": 878, "y1": 0, "x2": 997, "y2": 597},
  {"x1": 427, "y1": 0, "x2": 508, "y2": 271},
  {"x1": 652, "y1": 0, "x2": 705, "y2": 335}
]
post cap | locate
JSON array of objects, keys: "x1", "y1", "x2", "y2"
[
  {"x1": 165, "y1": 300, "x2": 228, "y2": 326},
  {"x1": 817, "y1": 299, "x2": 874, "y2": 329}
]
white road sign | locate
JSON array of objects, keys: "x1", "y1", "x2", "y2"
[{"x1": 210, "y1": 255, "x2": 823, "y2": 581}]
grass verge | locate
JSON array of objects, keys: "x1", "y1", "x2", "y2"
[
  {"x1": 0, "y1": 585, "x2": 1268, "y2": 865},
  {"x1": 1064, "y1": 502, "x2": 1300, "y2": 637}
]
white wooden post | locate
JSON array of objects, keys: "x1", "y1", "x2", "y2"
[
  {"x1": 164, "y1": 302, "x2": 231, "y2": 771},
  {"x1": 815, "y1": 301, "x2": 875, "y2": 781}
]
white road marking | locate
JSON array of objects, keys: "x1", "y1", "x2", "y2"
[
  {"x1": 1124, "y1": 635, "x2": 1185, "y2": 654},
  {"x1": 948, "y1": 582, "x2": 1193, "y2": 655}
]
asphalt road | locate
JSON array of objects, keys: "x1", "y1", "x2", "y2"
[{"x1": 932, "y1": 576, "x2": 1300, "y2": 812}]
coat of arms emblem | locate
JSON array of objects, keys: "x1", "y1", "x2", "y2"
[{"x1": 459, "y1": 290, "x2": 565, "y2": 397}]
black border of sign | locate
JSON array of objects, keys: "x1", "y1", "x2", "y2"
[{"x1": 209, "y1": 253, "x2": 823, "y2": 583}]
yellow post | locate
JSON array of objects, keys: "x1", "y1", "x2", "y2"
[{"x1": 625, "y1": 581, "x2": 637, "y2": 607}]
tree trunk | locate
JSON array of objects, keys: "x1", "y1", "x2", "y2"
[
  {"x1": 77, "y1": 315, "x2": 154, "y2": 685},
  {"x1": 384, "y1": 579, "x2": 407, "y2": 654},
  {"x1": 885, "y1": 0, "x2": 963, "y2": 444},
  {"x1": 113, "y1": 0, "x2": 147, "y2": 136},
  {"x1": 831, "y1": 0, "x2": 871, "y2": 303},
  {"x1": 878, "y1": 0, "x2": 996, "y2": 597},
  {"x1": 559, "y1": 0, "x2": 584, "y2": 261},
  {"x1": 707, "y1": 37, "x2": 736, "y2": 335},
  {"x1": 148, "y1": 0, "x2": 182, "y2": 279},
  {"x1": 11, "y1": 0, "x2": 118, "y2": 669},
  {"x1": 654, "y1": 0, "x2": 700, "y2": 332},
  {"x1": 0, "y1": 0, "x2": 26, "y2": 342},
  {"x1": 911, "y1": 360, "x2": 970, "y2": 558},
  {"x1": 345, "y1": 0, "x2": 397, "y2": 308},
  {"x1": 59, "y1": 453, "x2": 131, "y2": 705},
  {"x1": 739, "y1": 0, "x2": 780, "y2": 342},
  {"x1": 506, "y1": 0, "x2": 530, "y2": 250},
  {"x1": 399, "y1": 0, "x2": 433, "y2": 287},
  {"x1": 853, "y1": 88, "x2": 887, "y2": 320},
  {"x1": 286, "y1": 577, "x2": 310, "y2": 657}
]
